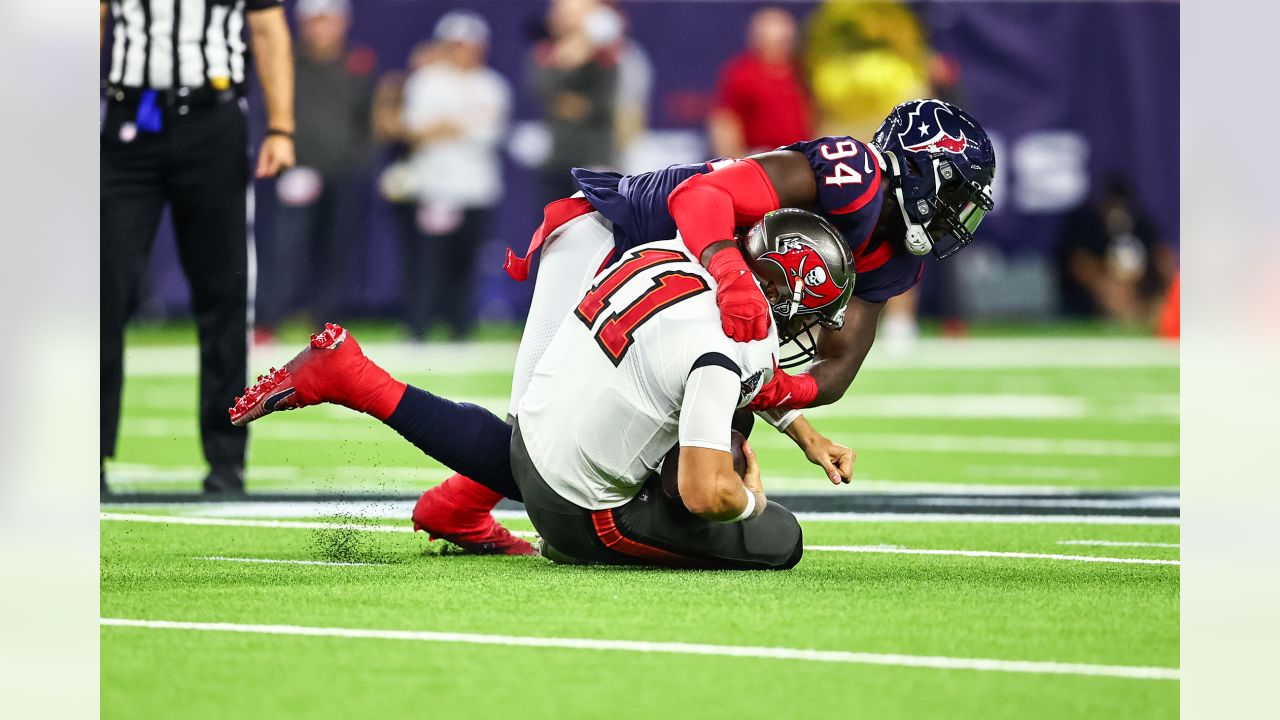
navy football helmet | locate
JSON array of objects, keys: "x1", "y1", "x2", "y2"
[{"x1": 871, "y1": 99, "x2": 996, "y2": 259}]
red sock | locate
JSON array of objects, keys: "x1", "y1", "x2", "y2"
[
  {"x1": 355, "y1": 361, "x2": 406, "y2": 421},
  {"x1": 439, "y1": 473, "x2": 503, "y2": 512}
]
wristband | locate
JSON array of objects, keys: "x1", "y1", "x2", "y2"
[
  {"x1": 758, "y1": 408, "x2": 801, "y2": 432},
  {"x1": 706, "y1": 246, "x2": 750, "y2": 282},
  {"x1": 723, "y1": 484, "x2": 757, "y2": 523},
  {"x1": 266, "y1": 128, "x2": 294, "y2": 140}
]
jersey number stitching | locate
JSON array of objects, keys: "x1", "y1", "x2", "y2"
[
  {"x1": 575, "y1": 249, "x2": 711, "y2": 366},
  {"x1": 819, "y1": 140, "x2": 864, "y2": 187}
]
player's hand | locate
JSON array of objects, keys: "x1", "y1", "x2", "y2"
[
  {"x1": 256, "y1": 134, "x2": 296, "y2": 179},
  {"x1": 804, "y1": 436, "x2": 854, "y2": 486},
  {"x1": 707, "y1": 249, "x2": 770, "y2": 341},
  {"x1": 740, "y1": 440, "x2": 767, "y2": 519}
]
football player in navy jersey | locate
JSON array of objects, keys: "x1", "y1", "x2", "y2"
[{"x1": 387, "y1": 98, "x2": 996, "y2": 555}]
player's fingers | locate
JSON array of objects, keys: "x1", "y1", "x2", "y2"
[
  {"x1": 836, "y1": 447, "x2": 855, "y2": 483},
  {"x1": 818, "y1": 456, "x2": 840, "y2": 485}
]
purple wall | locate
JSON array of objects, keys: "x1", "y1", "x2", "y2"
[{"x1": 139, "y1": 0, "x2": 1179, "y2": 320}]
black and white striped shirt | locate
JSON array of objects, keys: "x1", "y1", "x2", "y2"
[{"x1": 103, "y1": 0, "x2": 283, "y2": 90}]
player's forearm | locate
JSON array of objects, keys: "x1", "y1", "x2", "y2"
[
  {"x1": 683, "y1": 472, "x2": 755, "y2": 521},
  {"x1": 805, "y1": 356, "x2": 864, "y2": 408},
  {"x1": 248, "y1": 9, "x2": 295, "y2": 133}
]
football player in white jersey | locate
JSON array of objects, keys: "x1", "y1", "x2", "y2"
[{"x1": 231, "y1": 209, "x2": 855, "y2": 569}]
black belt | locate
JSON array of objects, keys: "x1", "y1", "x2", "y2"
[{"x1": 105, "y1": 84, "x2": 241, "y2": 113}]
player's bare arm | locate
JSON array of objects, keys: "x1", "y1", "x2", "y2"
[
  {"x1": 805, "y1": 297, "x2": 883, "y2": 407},
  {"x1": 677, "y1": 445, "x2": 765, "y2": 522}
]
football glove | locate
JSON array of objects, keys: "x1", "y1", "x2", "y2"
[{"x1": 707, "y1": 248, "x2": 770, "y2": 342}]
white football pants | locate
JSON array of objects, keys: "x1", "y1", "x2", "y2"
[{"x1": 507, "y1": 210, "x2": 615, "y2": 418}]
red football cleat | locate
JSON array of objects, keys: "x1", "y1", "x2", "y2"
[
  {"x1": 412, "y1": 479, "x2": 537, "y2": 556},
  {"x1": 229, "y1": 323, "x2": 404, "y2": 426}
]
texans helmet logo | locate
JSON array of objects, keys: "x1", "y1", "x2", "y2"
[
  {"x1": 760, "y1": 237, "x2": 845, "y2": 312},
  {"x1": 898, "y1": 100, "x2": 969, "y2": 154}
]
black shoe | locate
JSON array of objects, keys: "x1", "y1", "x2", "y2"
[{"x1": 203, "y1": 465, "x2": 245, "y2": 495}]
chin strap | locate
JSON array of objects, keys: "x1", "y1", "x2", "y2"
[{"x1": 884, "y1": 152, "x2": 934, "y2": 257}]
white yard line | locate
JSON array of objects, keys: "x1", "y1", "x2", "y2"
[
  {"x1": 103, "y1": 514, "x2": 1176, "y2": 564},
  {"x1": 101, "y1": 513, "x2": 414, "y2": 533},
  {"x1": 746, "y1": 432, "x2": 1178, "y2": 457},
  {"x1": 125, "y1": 337, "x2": 1178, "y2": 377},
  {"x1": 1057, "y1": 540, "x2": 1179, "y2": 549},
  {"x1": 806, "y1": 545, "x2": 1178, "y2": 566},
  {"x1": 102, "y1": 509, "x2": 1179, "y2": 529},
  {"x1": 101, "y1": 464, "x2": 1178, "y2": 496},
  {"x1": 99, "y1": 617, "x2": 1179, "y2": 681},
  {"x1": 198, "y1": 556, "x2": 385, "y2": 567}
]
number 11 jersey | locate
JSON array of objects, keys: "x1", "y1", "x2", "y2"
[{"x1": 516, "y1": 239, "x2": 779, "y2": 510}]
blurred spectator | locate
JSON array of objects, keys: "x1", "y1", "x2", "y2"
[
  {"x1": 1056, "y1": 176, "x2": 1177, "y2": 324},
  {"x1": 398, "y1": 12, "x2": 511, "y2": 339},
  {"x1": 529, "y1": 0, "x2": 619, "y2": 205},
  {"x1": 607, "y1": 2, "x2": 654, "y2": 162},
  {"x1": 708, "y1": 7, "x2": 813, "y2": 158},
  {"x1": 257, "y1": 0, "x2": 374, "y2": 341}
]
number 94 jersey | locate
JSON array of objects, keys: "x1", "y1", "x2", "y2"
[
  {"x1": 778, "y1": 136, "x2": 922, "y2": 303},
  {"x1": 516, "y1": 239, "x2": 778, "y2": 510}
]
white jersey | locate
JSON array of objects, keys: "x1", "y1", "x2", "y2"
[{"x1": 518, "y1": 240, "x2": 778, "y2": 510}]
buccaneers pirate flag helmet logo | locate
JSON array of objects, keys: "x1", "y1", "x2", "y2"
[{"x1": 743, "y1": 209, "x2": 855, "y2": 368}]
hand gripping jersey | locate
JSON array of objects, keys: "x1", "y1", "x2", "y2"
[
  {"x1": 570, "y1": 136, "x2": 922, "y2": 303},
  {"x1": 517, "y1": 240, "x2": 779, "y2": 510}
]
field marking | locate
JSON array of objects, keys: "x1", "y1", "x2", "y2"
[
  {"x1": 806, "y1": 545, "x2": 1178, "y2": 566},
  {"x1": 125, "y1": 337, "x2": 1178, "y2": 378},
  {"x1": 1057, "y1": 540, "x2": 1179, "y2": 549},
  {"x1": 198, "y1": 556, "x2": 385, "y2": 567},
  {"x1": 101, "y1": 513, "x2": 415, "y2": 533},
  {"x1": 101, "y1": 462, "x2": 1179, "y2": 496},
  {"x1": 99, "y1": 617, "x2": 1179, "y2": 681},
  {"x1": 104, "y1": 514, "x2": 1177, "y2": 565},
  {"x1": 748, "y1": 432, "x2": 1178, "y2": 458},
  {"x1": 121, "y1": 418, "x2": 1181, "y2": 458},
  {"x1": 790, "y1": 512, "x2": 1177, "y2": 525},
  {"x1": 102, "y1": 510, "x2": 1179, "y2": 534}
]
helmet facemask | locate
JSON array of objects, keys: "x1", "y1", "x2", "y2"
[
  {"x1": 743, "y1": 209, "x2": 857, "y2": 369},
  {"x1": 873, "y1": 98, "x2": 997, "y2": 260}
]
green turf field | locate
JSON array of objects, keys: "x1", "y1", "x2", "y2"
[
  {"x1": 101, "y1": 509, "x2": 1178, "y2": 719},
  {"x1": 107, "y1": 326, "x2": 1178, "y2": 495},
  {"x1": 102, "y1": 324, "x2": 1179, "y2": 718}
]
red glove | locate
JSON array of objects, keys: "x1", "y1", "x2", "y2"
[
  {"x1": 707, "y1": 247, "x2": 771, "y2": 341},
  {"x1": 747, "y1": 368, "x2": 819, "y2": 411}
]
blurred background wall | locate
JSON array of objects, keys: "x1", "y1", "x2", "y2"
[{"x1": 126, "y1": 0, "x2": 1178, "y2": 330}]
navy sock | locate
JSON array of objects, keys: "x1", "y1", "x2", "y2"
[{"x1": 383, "y1": 385, "x2": 522, "y2": 501}]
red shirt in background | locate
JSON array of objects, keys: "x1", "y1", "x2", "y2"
[{"x1": 713, "y1": 53, "x2": 814, "y2": 152}]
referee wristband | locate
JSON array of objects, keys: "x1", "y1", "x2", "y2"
[
  {"x1": 724, "y1": 485, "x2": 757, "y2": 523},
  {"x1": 266, "y1": 128, "x2": 294, "y2": 140}
]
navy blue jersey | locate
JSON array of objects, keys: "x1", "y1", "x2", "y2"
[{"x1": 570, "y1": 137, "x2": 922, "y2": 303}]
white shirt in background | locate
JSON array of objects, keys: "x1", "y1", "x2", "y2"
[{"x1": 402, "y1": 63, "x2": 511, "y2": 208}]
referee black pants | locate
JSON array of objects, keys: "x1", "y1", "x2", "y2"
[
  {"x1": 100, "y1": 100, "x2": 250, "y2": 473},
  {"x1": 510, "y1": 423, "x2": 804, "y2": 570}
]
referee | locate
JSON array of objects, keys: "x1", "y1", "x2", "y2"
[{"x1": 100, "y1": 1, "x2": 295, "y2": 494}]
